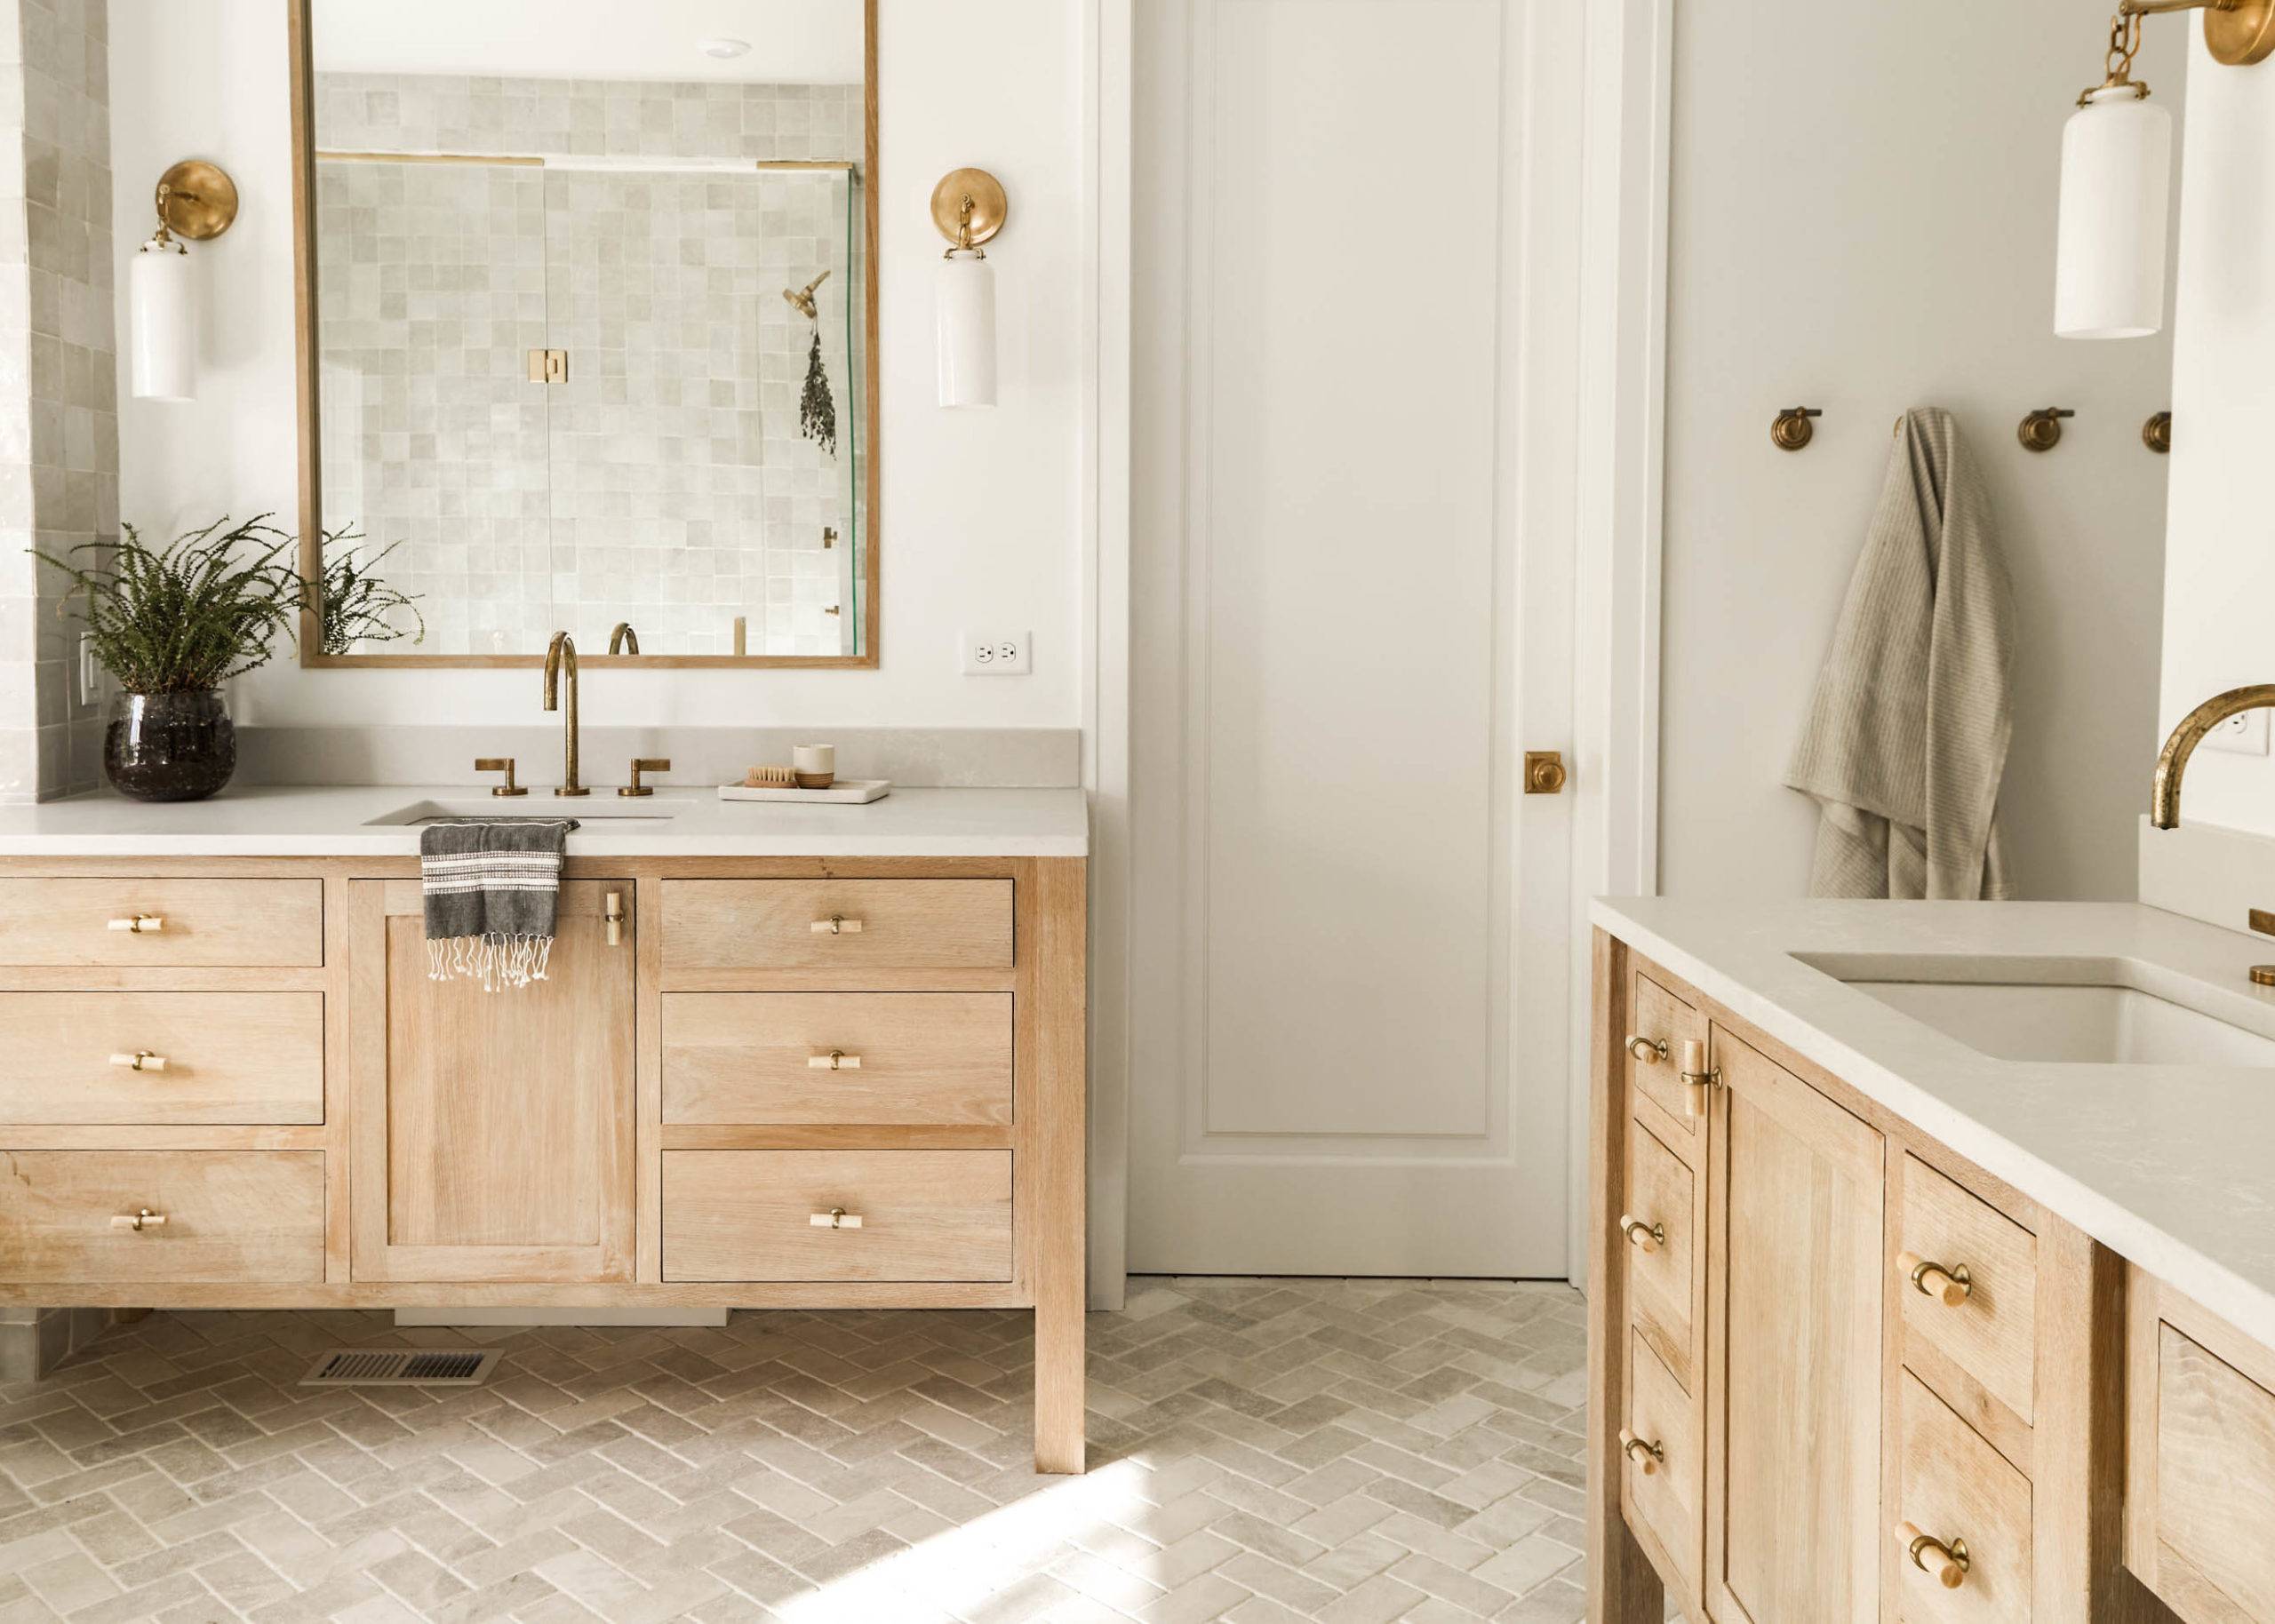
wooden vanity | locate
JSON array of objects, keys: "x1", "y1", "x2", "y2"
[
  {"x1": 0, "y1": 852, "x2": 1087, "y2": 1473},
  {"x1": 1590, "y1": 926, "x2": 2275, "y2": 1624}
]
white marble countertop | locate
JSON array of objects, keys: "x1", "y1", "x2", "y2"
[
  {"x1": 0, "y1": 784, "x2": 1090, "y2": 858},
  {"x1": 1593, "y1": 896, "x2": 2275, "y2": 1351}
]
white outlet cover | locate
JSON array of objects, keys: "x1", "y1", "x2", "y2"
[
  {"x1": 962, "y1": 630, "x2": 1033, "y2": 675},
  {"x1": 2205, "y1": 708, "x2": 2271, "y2": 756}
]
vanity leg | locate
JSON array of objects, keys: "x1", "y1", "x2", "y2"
[
  {"x1": 1587, "y1": 931, "x2": 1664, "y2": 1622},
  {"x1": 1031, "y1": 857, "x2": 1088, "y2": 1474}
]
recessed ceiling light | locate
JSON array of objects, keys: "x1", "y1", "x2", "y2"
[{"x1": 698, "y1": 37, "x2": 751, "y2": 60}]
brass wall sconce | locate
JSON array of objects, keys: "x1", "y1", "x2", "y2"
[
  {"x1": 2143, "y1": 410, "x2": 2173, "y2": 452},
  {"x1": 2119, "y1": 0, "x2": 2275, "y2": 68},
  {"x1": 2018, "y1": 407, "x2": 2076, "y2": 451},
  {"x1": 131, "y1": 159, "x2": 237, "y2": 402},
  {"x1": 931, "y1": 167, "x2": 1007, "y2": 408},
  {"x1": 1770, "y1": 406, "x2": 1822, "y2": 451}
]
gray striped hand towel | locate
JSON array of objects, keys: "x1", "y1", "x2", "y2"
[{"x1": 420, "y1": 818, "x2": 579, "y2": 991}]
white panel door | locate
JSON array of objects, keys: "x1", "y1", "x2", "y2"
[{"x1": 1129, "y1": 0, "x2": 1584, "y2": 1276}]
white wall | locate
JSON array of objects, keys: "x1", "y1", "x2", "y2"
[
  {"x1": 108, "y1": 0, "x2": 1088, "y2": 731},
  {"x1": 1659, "y1": 0, "x2": 2180, "y2": 902},
  {"x1": 2159, "y1": 32, "x2": 2275, "y2": 838}
]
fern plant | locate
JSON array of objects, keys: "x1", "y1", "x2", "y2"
[
  {"x1": 30, "y1": 516, "x2": 302, "y2": 694},
  {"x1": 316, "y1": 525, "x2": 425, "y2": 655}
]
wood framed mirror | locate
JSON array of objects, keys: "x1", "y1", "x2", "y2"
[{"x1": 286, "y1": 0, "x2": 879, "y2": 668}]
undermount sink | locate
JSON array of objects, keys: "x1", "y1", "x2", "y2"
[
  {"x1": 364, "y1": 796, "x2": 698, "y2": 827},
  {"x1": 1797, "y1": 952, "x2": 2275, "y2": 1066}
]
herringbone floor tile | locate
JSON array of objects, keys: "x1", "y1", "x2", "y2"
[{"x1": 0, "y1": 1278, "x2": 1602, "y2": 1622}]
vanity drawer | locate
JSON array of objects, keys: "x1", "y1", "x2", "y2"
[
  {"x1": 661, "y1": 1150, "x2": 1012, "y2": 1281},
  {"x1": 0, "y1": 992, "x2": 323, "y2": 1124},
  {"x1": 1628, "y1": 968, "x2": 1704, "y2": 1141},
  {"x1": 1898, "y1": 1154, "x2": 2037, "y2": 1425},
  {"x1": 0, "y1": 879, "x2": 323, "y2": 967},
  {"x1": 0, "y1": 1150, "x2": 324, "y2": 1284},
  {"x1": 662, "y1": 992, "x2": 1012, "y2": 1126},
  {"x1": 1894, "y1": 1369, "x2": 2032, "y2": 1624},
  {"x1": 1623, "y1": 1326, "x2": 1702, "y2": 1603},
  {"x1": 1623, "y1": 1114, "x2": 1696, "y2": 1391},
  {"x1": 661, "y1": 880, "x2": 1014, "y2": 977}
]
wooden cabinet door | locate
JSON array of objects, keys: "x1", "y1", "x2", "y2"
[
  {"x1": 1705, "y1": 1023, "x2": 1885, "y2": 1624},
  {"x1": 349, "y1": 879, "x2": 635, "y2": 1283}
]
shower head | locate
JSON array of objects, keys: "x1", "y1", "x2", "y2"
[{"x1": 782, "y1": 269, "x2": 833, "y2": 322}]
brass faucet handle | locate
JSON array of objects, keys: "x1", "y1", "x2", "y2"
[
  {"x1": 475, "y1": 757, "x2": 528, "y2": 797},
  {"x1": 619, "y1": 758, "x2": 672, "y2": 798}
]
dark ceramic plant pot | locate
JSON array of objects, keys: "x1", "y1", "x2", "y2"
[{"x1": 104, "y1": 689, "x2": 236, "y2": 802}]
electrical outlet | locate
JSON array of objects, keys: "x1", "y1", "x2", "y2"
[
  {"x1": 2205, "y1": 707, "x2": 2271, "y2": 756},
  {"x1": 962, "y1": 630, "x2": 1032, "y2": 675}
]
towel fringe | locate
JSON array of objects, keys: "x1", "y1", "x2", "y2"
[{"x1": 427, "y1": 932, "x2": 557, "y2": 993}]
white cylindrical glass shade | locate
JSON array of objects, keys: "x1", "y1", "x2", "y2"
[
  {"x1": 936, "y1": 253, "x2": 997, "y2": 408},
  {"x1": 130, "y1": 241, "x2": 196, "y2": 401},
  {"x1": 2055, "y1": 88, "x2": 2172, "y2": 339}
]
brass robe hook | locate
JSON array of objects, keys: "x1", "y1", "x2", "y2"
[
  {"x1": 2018, "y1": 407, "x2": 2077, "y2": 452},
  {"x1": 1770, "y1": 406, "x2": 1823, "y2": 451}
]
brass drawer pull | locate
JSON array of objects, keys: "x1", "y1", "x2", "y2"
[
  {"x1": 1897, "y1": 1521, "x2": 1969, "y2": 1589},
  {"x1": 108, "y1": 1050, "x2": 167, "y2": 1072},
  {"x1": 810, "y1": 915, "x2": 866, "y2": 935},
  {"x1": 109, "y1": 1208, "x2": 166, "y2": 1232},
  {"x1": 810, "y1": 1207, "x2": 864, "y2": 1230},
  {"x1": 1680, "y1": 1038, "x2": 1720, "y2": 1119},
  {"x1": 107, "y1": 914, "x2": 164, "y2": 934},
  {"x1": 604, "y1": 892, "x2": 625, "y2": 948},
  {"x1": 1898, "y1": 1251, "x2": 1973, "y2": 1306},
  {"x1": 1625, "y1": 1034, "x2": 1667, "y2": 1064},
  {"x1": 1618, "y1": 1214, "x2": 1664, "y2": 1254},
  {"x1": 807, "y1": 1051, "x2": 864, "y2": 1071},
  {"x1": 1617, "y1": 1429, "x2": 1664, "y2": 1476}
]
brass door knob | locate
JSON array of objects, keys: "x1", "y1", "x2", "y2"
[
  {"x1": 1897, "y1": 1522, "x2": 1969, "y2": 1589},
  {"x1": 1899, "y1": 1252, "x2": 1973, "y2": 1306},
  {"x1": 1625, "y1": 1035, "x2": 1668, "y2": 1065},
  {"x1": 1523, "y1": 751, "x2": 1568, "y2": 795},
  {"x1": 1617, "y1": 1429, "x2": 1664, "y2": 1476},
  {"x1": 1618, "y1": 1214, "x2": 1664, "y2": 1254}
]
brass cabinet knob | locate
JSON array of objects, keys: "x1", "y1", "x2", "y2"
[
  {"x1": 108, "y1": 1050, "x2": 167, "y2": 1072},
  {"x1": 807, "y1": 1050, "x2": 864, "y2": 1071},
  {"x1": 1523, "y1": 750, "x2": 1568, "y2": 794},
  {"x1": 1617, "y1": 1429, "x2": 1664, "y2": 1476},
  {"x1": 109, "y1": 1208, "x2": 166, "y2": 1232},
  {"x1": 1618, "y1": 1214, "x2": 1664, "y2": 1254},
  {"x1": 1898, "y1": 1251, "x2": 1973, "y2": 1307},
  {"x1": 1626, "y1": 1035, "x2": 1668, "y2": 1065},
  {"x1": 475, "y1": 757, "x2": 527, "y2": 797},
  {"x1": 1897, "y1": 1522, "x2": 1969, "y2": 1588},
  {"x1": 810, "y1": 915, "x2": 866, "y2": 935},
  {"x1": 809, "y1": 1207, "x2": 865, "y2": 1230},
  {"x1": 619, "y1": 757, "x2": 671, "y2": 798},
  {"x1": 107, "y1": 914, "x2": 164, "y2": 933}
]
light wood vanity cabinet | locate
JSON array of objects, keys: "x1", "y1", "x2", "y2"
[
  {"x1": 1591, "y1": 935, "x2": 2162, "y2": 1624},
  {"x1": 0, "y1": 856, "x2": 1088, "y2": 1473}
]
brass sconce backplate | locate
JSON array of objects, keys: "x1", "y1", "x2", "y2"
[
  {"x1": 156, "y1": 159, "x2": 238, "y2": 241},
  {"x1": 930, "y1": 167, "x2": 1007, "y2": 251},
  {"x1": 2205, "y1": 0, "x2": 2275, "y2": 65}
]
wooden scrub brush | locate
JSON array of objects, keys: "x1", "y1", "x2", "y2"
[{"x1": 744, "y1": 766, "x2": 799, "y2": 788}]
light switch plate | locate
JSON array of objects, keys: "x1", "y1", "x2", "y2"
[
  {"x1": 962, "y1": 630, "x2": 1032, "y2": 675},
  {"x1": 2205, "y1": 708, "x2": 2271, "y2": 756}
]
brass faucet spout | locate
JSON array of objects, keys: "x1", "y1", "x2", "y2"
[
  {"x1": 543, "y1": 632, "x2": 587, "y2": 796},
  {"x1": 2151, "y1": 683, "x2": 2275, "y2": 828},
  {"x1": 608, "y1": 621, "x2": 639, "y2": 656}
]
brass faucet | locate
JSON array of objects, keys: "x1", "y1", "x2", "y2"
[
  {"x1": 542, "y1": 631, "x2": 588, "y2": 797},
  {"x1": 608, "y1": 621, "x2": 640, "y2": 656},
  {"x1": 2151, "y1": 683, "x2": 2275, "y2": 828}
]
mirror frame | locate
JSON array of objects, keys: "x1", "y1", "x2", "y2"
[{"x1": 285, "y1": 0, "x2": 882, "y2": 669}]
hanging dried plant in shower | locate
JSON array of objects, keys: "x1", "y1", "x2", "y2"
[{"x1": 801, "y1": 327, "x2": 837, "y2": 458}]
